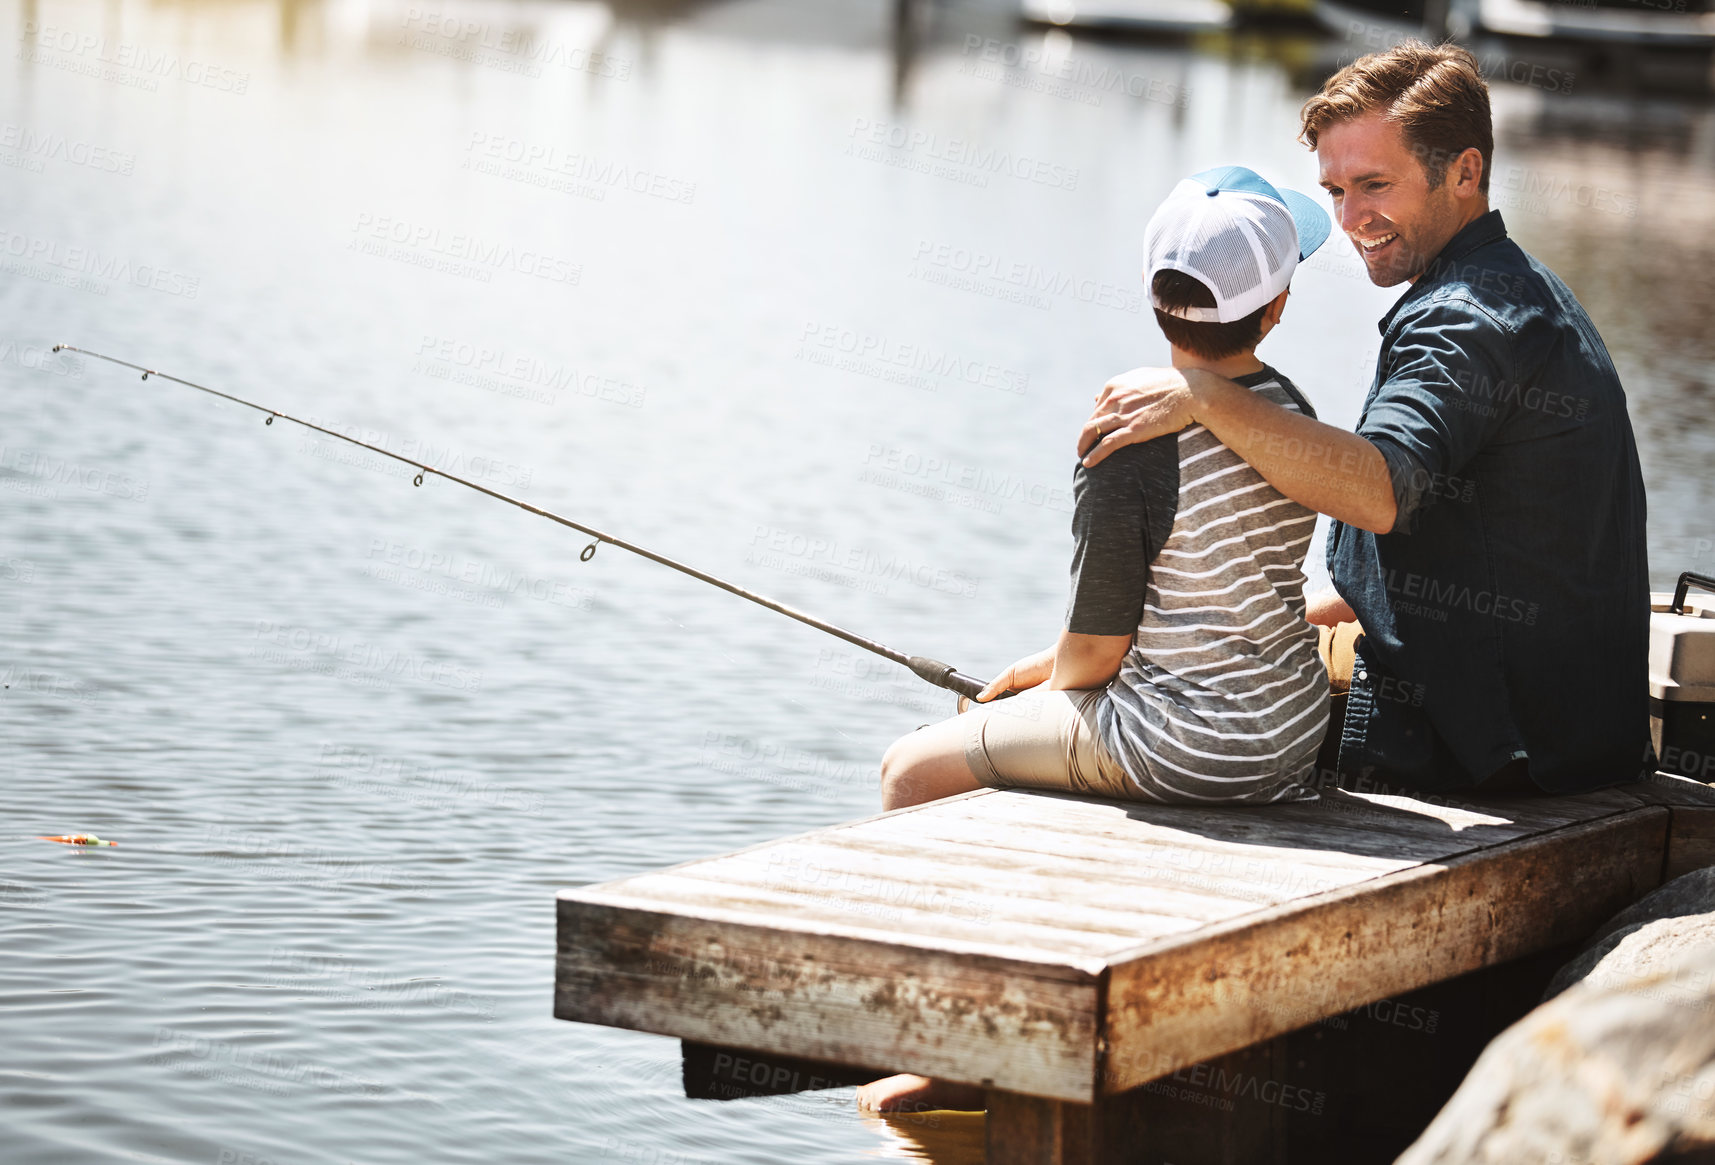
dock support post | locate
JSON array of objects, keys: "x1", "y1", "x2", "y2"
[
  {"x1": 1665, "y1": 805, "x2": 1715, "y2": 879},
  {"x1": 983, "y1": 1091, "x2": 1093, "y2": 1165},
  {"x1": 985, "y1": 1040, "x2": 1288, "y2": 1165}
]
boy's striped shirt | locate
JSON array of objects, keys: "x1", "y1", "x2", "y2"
[{"x1": 1066, "y1": 365, "x2": 1329, "y2": 803}]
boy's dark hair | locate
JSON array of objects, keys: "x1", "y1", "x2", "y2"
[{"x1": 1151, "y1": 270, "x2": 1267, "y2": 361}]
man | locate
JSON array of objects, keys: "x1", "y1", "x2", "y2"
[{"x1": 1078, "y1": 40, "x2": 1649, "y2": 795}]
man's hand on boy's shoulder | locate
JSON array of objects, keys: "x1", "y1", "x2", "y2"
[{"x1": 1079, "y1": 366, "x2": 1200, "y2": 467}]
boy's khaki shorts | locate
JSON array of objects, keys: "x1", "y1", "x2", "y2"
[
  {"x1": 963, "y1": 624, "x2": 1362, "y2": 800},
  {"x1": 962, "y1": 686, "x2": 1139, "y2": 799}
]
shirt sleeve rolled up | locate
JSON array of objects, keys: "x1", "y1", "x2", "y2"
[{"x1": 1359, "y1": 293, "x2": 1514, "y2": 535}]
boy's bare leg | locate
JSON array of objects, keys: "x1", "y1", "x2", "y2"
[
  {"x1": 855, "y1": 1073, "x2": 986, "y2": 1113},
  {"x1": 879, "y1": 715, "x2": 982, "y2": 810},
  {"x1": 864, "y1": 716, "x2": 988, "y2": 1110}
]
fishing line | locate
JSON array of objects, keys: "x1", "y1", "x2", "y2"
[{"x1": 54, "y1": 344, "x2": 996, "y2": 701}]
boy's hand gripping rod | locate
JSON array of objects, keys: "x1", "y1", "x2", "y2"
[{"x1": 53, "y1": 344, "x2": 997, "y2": 702}]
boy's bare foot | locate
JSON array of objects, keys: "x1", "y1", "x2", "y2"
[{"x1": 855, "y1": 1073, "x2": 986, "y2": 1113}]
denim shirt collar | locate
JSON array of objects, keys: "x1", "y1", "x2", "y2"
[{"x1": 1377, "y1": 210, "x2": 1510, "y2": 335}]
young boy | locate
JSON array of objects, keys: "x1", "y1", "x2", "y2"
[{"x1": 878, "y1": 166, "x2": 1334, "y2": 813}]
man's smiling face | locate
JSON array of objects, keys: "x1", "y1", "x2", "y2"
[{"x1": 1317, "y1": 111, "x2": 1475, "y2": 287}]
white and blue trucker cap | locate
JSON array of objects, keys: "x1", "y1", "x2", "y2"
[{"x1": 1144, "y1": 165, "x2": 1332, "y2": 323}]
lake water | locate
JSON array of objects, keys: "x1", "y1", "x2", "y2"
[{"x1": 2, "y1": 1, "x2": 1710, "y2": 1162}]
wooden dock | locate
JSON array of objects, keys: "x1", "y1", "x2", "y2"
[{"x1": 555, "y1": 779, "x2": 1715, "y2": 1163}]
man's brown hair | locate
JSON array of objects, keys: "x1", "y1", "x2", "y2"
[
  {"x1": 1299, "y1": 40, "x2": 1493, "y2": 195},
  {"x1": 1151, "y1": 270, "x2": 1268, "y2": 361}
]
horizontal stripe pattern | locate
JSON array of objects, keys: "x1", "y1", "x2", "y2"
[{"x1": 1097, "y1": 375, "x2": 1329, "y2": 804}]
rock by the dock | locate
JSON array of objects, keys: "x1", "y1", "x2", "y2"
[
  {"x1": 1395, "y1": 870, "x2": 1715, "y2": 1165},
  {"x1": 1544, "y1": 866, "x2": 1715, "y2": 1002}
]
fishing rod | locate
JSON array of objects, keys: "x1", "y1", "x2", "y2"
[{"x1": 54, "y1": 344, "x2": 997, "y2": 702}]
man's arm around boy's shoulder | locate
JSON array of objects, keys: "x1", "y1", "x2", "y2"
[{"x1": 1079, "y1": 367, "x2": 1398, "y2": 535}]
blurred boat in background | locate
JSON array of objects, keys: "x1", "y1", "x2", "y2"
[
  {"x1": 1019, "y1": 0, "x2": 1322, "y2": 33},
  {"x1": 1020, "y1": 0, "x2": 1236, "y2": 32},
  {"x1": 1470, "y1": 0, "x2": 1715, "y2": 46},
  {"x1": 1013, "y1": 0, "x2": 1715, "y2": 60}
]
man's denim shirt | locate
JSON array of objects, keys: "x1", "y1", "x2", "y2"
[{"x1": 1326, "y1": 211, "x2": 1650, "y2": 794}]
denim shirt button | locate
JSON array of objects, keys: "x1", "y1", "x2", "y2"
[{"x1": 1357, "y1": 669, "x2": 1368, "y2": 681}]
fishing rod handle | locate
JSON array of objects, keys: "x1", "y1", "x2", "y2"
[
  {"x1": 905, "y1": 655, "x2": 989, "y2": 699},
  {"x1": 905, "y1": 656, "x2": 1020, "y2": 706},
  {"x1": 942, "y1": 669, "x2": 993, "y2": 700}
]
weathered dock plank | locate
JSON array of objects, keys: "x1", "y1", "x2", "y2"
[
  {"x1": 556, "y1": 898, "x2": 1104, "y2": 1098},
  {"x1": 556, "y1": 782, "x2": 1673, "y2": 1122},
  {"x1": 1098, "y1": 808, "x2": 1668, "y2": 1093}
]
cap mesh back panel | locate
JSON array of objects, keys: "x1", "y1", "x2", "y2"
[
  {"x1": 1146, "y1": 197, "x2": 1258, "y2": 299},
  {"x1": 1182, "y1": 215, "x2": 1259, "y2": 299},
  {"x1": 1249, "y1": 199, "x2": 1296, "y2": 274}
]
